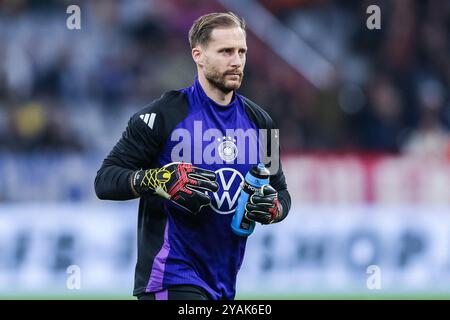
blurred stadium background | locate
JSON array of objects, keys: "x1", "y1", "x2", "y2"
[{"x1": 0, "y1": 0, "x2": 449, "y2": 299}]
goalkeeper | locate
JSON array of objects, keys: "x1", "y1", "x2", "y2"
[{"x1": 95, "y1": 12, "x2": 291, "y2": 300}]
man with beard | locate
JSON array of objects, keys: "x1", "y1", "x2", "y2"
[{"x1": 95, "y1": 12, "x2": 291, "y2": 300}]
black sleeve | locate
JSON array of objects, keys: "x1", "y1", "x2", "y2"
[
  {"x1": 267, "y1": 120, "x2": 291, "y2": 222},
  {"x1": 95, "y1": 91, "x2": 189, "y2": 201},
  {"x1": 242, "y1": 97, "x2": 291, "y2": 222},
  {"x1": 94, "y1": 110, "x2": 164, "y2": 200}
]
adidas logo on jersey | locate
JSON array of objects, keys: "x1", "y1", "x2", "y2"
[{"x1": 140, "y1": 113, "x2": 156, "y2": 129}]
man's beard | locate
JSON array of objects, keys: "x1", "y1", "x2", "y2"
[{"x1": 204, "y1": 64, "x2": 243, "y2": 94}]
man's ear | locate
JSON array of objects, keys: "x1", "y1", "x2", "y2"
[{"x1": 192, "y1": 47, "x2": 203, "y2": 66}]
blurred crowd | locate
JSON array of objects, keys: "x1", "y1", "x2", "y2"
[{"x1": 0, "y1": 0, "x2": 449, "y2": 156}]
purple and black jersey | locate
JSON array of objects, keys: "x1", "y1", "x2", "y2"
[{"x1": 95, "y1": 78, "x2": 291, "y2": 299}]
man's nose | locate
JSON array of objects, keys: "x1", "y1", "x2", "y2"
[{"x1": 230, "y1": 52, "x2": 242, "y2": 68}]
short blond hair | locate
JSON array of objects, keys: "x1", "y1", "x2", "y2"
[{"x1": 188, "y1": 12, "x2": 246, "y2": 48}]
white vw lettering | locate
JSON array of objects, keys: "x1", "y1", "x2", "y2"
[{"x1": 210, "y1": 168, "x2": 244, "y2": 215}]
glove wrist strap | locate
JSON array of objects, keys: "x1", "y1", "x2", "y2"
[
  {"x1": 132, "y1": 168, "x2": 164, "y2": 194},
  {"x1": 269, "y1": 201, "x2": 283, "y2": 224}
]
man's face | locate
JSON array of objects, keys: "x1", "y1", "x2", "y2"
[{"x1": 195, "y1": 27, "x2": 247, "y2": 94}]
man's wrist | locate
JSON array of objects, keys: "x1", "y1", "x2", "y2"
[{"x1": 130, "y1": 170, "x2": 142, "y2": 197}]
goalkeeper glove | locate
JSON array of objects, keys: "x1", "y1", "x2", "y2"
[
  {"x1": 245, "y1": 184, "x2": 283, "y2": 224},
  {"x1": 131, "y1": 162, "x2": 219, "y2": 214}
]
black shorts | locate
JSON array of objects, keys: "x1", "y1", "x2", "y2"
[{"x1": 137, "y1": 285, "x2": 209, "y2": 300}]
